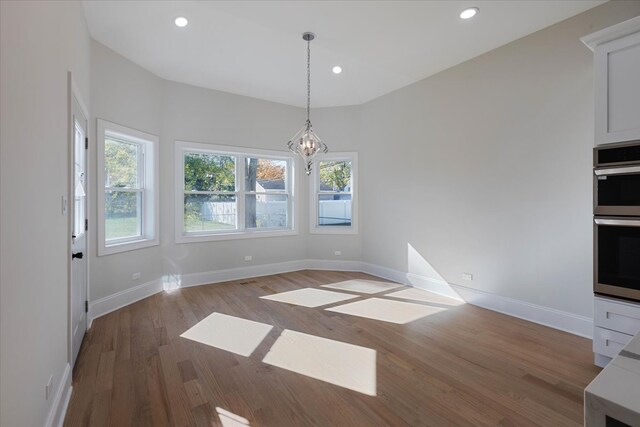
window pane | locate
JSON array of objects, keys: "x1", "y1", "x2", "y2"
[
  {"x1": 318, "y1": 194, "x2": 352, "y2": 226},
  {"x1": 184, "y1": 194, "x2": 237, "y2": 232},
  {"x1": 105, "y1": 137, "x2": 139, "y2": 188},
  {"x1": 245, "y1": 194, "x2": 288, "y2": 229},
  {"x1": 105, "y1": 190, "x2": 141, "y2": 240},
  {"x1": 245, "y1": 158, "x2": 287, "y2": 192},
  {"x1": 184, "y1": 153, "x2": 235, "y2": 192},
  {"x1": 319, "y1": 161, "x2": 351, "y2": 192},
  {"x1": 74, "y1": 123, "x2": 86, "y2": 237}
]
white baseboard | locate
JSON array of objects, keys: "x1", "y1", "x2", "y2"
[
  {"x1": 360, "y1": 261, "x2": 409, "y2": 285},
  {"x1": 164, "y1": 259, "x2": 367, "y2": 291},
  {"x1": 448, "y1": 282, "x2": 593, "y2": 338},
  {"x1": 163, "y1": 259, "x2": 310, "y2": 289},
  {"x1": 359, "y1": 264, "x2": 591, "y2": 338},
  {"x1": 88, "y1": 278, "x2": 163, "y2": 328},
  {"x1": 88, "y1": 259, "x2": 592, "y2": 338},
  {"x1": 404, "y1": 272, "x2": 463, "y2": 301},
  {"x1": 44, "y1": 363, "x2": 72, "y2": 427},
  {"x1": 306, "y1": 259, "x2": 364, "y2": 272}
]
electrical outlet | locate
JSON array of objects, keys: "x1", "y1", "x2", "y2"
[
  {"x1": 462, "y1": 273, "x2": 473, "y2": 281},
  {"x1": 46, "y1": 375, "x2": 53, "y2": 400},
  {"x1": 244, "y1": 255, "x2": 253, "y2": 262},
  {"x1": 132, "y1": 272, "x2": 141, "y2": 280},
  {"x1": 334, "y1": 250, "x2": 342, "y2": 256}
]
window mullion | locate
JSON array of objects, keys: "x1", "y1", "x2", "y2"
[
  {"x1": 288, "y1": 159, "x2": 293, "y2": 229},
  {"x1": 237, "y1": 155, "x2": 245, "y2": 231},
  {"x1": 139, "y1": 145, "x2": 146, "y2": 237}
]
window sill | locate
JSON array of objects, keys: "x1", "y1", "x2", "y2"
[
  {"x1": 176, "y1": 228, "x2": 298, "y2": 244},
  {"x1": 309, "y1": 226, "x2": 358, "y2": 235},
  {"x1": 98, "y1": 237, "x2": 159, "y2": 256}
]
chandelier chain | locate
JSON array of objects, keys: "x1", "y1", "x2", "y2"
[{"x1": 307, "y1": 37, "x2": 311, "y2": 123}]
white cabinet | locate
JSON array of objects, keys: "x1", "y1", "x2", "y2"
[
  {"x1": 593, "y1": 326, "x2": 634, "y2": 359},
  {"x1": 582, "y1": 17, "x2": 640, "y2": 145},
  {"x1": 594, "y1": 297, "x2": 640, "y2": 335},
  {"x1": 584, "y1": 17, "x2": 640, "y2": 368},
  {"x1": 593, "y1": 296, "x2": 640, "y2": 366}
]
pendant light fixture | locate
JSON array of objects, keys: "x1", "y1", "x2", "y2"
[{"x1": 287, "y1": 32, "x2": 328, "y2": 175}]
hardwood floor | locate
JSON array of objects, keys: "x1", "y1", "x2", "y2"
[{"x1": 64, "y1": 270, "x2": 600, "y2": 426}]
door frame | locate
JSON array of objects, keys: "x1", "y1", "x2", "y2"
[{"x1": 68, "y1": 72, "x2": 90, "y2": 365}]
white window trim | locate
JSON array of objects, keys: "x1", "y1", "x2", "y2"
[
  {"x1": 97, "y1": 119, "x2": 159, "y2": 256},
  {"x1": 309, "y1": 152, "x2": 358, "y2": 235},
  {"x1": 175, "y1": 141, "x2": 298, "y2": 243}
]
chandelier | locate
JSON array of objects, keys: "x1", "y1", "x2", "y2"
[{"x1": 287, "y1": 32, "x2": 328, "y2": 175}]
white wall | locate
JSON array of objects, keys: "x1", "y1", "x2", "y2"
[
  {"x1": 89, "y1": 41, "x2": 164, "y2": 300},
  {"x1": 159, "y1": 80, "x2": 308, "y2": 278},
  {"x1": 89, "y1": 42, "x2": 363, "y2": 301},
  {"x1": 0, "y1": 1, "x2": 91, "y2": 426},
  {"x1": 359, "y1": 1, "x2": 640, "y2": 318},
  {"x1": 305, "y1": 106, "x2": 363, "y2": 261}
]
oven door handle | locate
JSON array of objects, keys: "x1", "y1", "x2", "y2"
[
  {"x1": 595, "y1": 165, "x2": 640, "y2": 176},
  {"x1": 595, "y1": 218, "x2": 640, "y2": 227}
]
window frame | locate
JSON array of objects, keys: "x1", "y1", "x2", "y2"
[
  {"x1": 309, "y1": 152, "x2": 358, "y2": 235},
  {"x1": 175, "y1": 141, "x2": 298, "y2": 243},
  {"x1": 97, "y1": 119, "x2": 159, "y2": 256}
]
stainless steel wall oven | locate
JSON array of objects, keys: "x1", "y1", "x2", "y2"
[{"x1": 594, "y1": 141, "x2": 640, "y2": 302}]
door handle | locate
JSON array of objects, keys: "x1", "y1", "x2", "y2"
[{"x1": 72, "y1": 252, "x2": 84, "y2": 260}]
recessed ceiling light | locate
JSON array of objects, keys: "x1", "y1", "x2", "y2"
[
  {"x1": 332, "y1": 66, "x2": 342, "y2": 74},
  {"x1": 174, "y1": 16, "x2": 188, "y2": 27},
  {"x1": 460, "y1": 7, "x2": 478, "y2": 20}
]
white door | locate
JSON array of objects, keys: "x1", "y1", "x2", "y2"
[{"x1": 71, "y1": 95, "x2": 88, "y2": 366}]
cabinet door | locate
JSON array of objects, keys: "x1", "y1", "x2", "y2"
[{"x1": 594, "y1": 32, "x2": 640, "y2": 145}]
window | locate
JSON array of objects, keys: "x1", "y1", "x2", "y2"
[
  {"x1": 176, "y1": 141, "x2": 296, "y2": 242},
  {"x1": 73, "y1": 121, "x2": 86, "y2": 238},
  {"x1": 97, "y1": 120, "x2": 159, "y2": 255},
  {"x1": 310, "y1": 153, "x2": 358, "y2": 234}
]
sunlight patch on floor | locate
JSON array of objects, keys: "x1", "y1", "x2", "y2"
[
  {"x1": 263, "y1": 329, "x2": 377, "y2": 396},
  {"x1": 326, "y1": 297, "x2": 445, "y2": 324},
  {"x1": 260, "y1": 287, "x2": 359, "y2": 308},
  {"x1": 180, "y1": 313, "x2": 272, "y2": 357},
  {"x1": 384, "y1": 287, "x2": 465, "y2": 306},
  {"x1": 322, "y1": 279, "x2": 404, "y2": 294},
  {"x1": 216, "y1": 407, "x2": 250, "y2": 426}
]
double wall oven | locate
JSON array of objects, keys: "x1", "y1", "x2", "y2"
[{"x1": 594, "y1": 141, "x2": 640, "y2": 301}]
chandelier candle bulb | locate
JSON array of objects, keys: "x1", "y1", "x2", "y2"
[{"x1": 286, "y1": 32, "x2": 328, "y2": 175}]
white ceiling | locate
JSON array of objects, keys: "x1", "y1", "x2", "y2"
[{"x1": 83, "y1": 1, "x2": 605, "y2": 108}]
